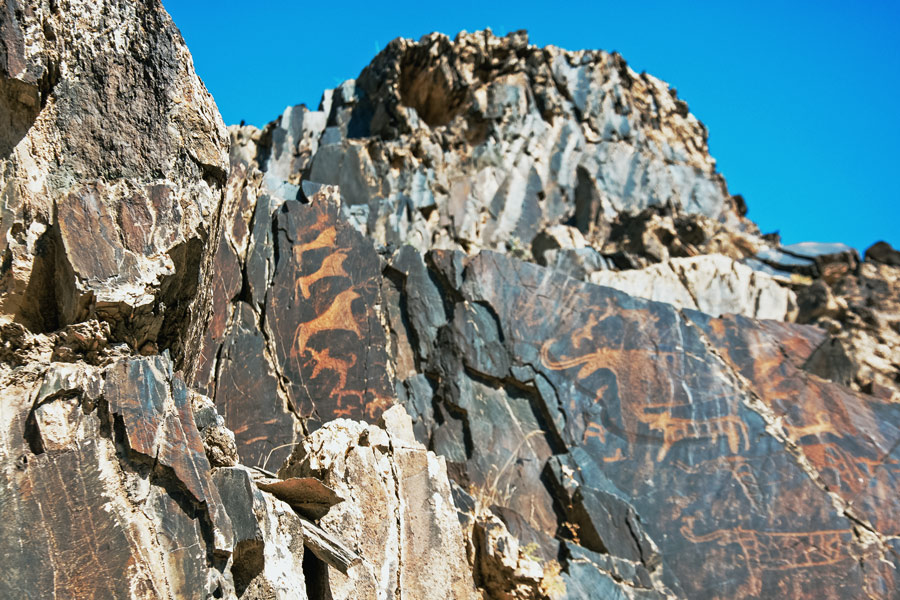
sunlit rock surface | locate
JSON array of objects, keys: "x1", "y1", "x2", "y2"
[{"x1": 2, "y1": 5, "x2": 899, "y2": 600}]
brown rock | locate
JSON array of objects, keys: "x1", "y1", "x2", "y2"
[
  {"x1": 254, "y1": 475, "x2": 343, "y2": 520},
  {"x1": 865, "y1": 241, "x2": 900, "y2": 267},
  {"x1": 0, "y1": 0, "x2": 227, "y2": 359}
]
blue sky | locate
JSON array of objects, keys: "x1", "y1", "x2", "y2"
[{"x1": 162, "y1": 0, "x2": 899, "y2": 252}]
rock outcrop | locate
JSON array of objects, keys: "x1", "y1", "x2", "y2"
[
  {"x1": 383, "y1": 249, "x2": 900, "y2": 598},
  {"x1": 279, "y1": 405, "x2": 479, "y2": 600},
  {"x1": 2, "y1": 6, "x2": 899, "y2": 600},
  {"x1": 0, "y1": 4, "x2": 476, "y2": 600},
  {"x1": 0, "y1": 0, "x2": 228, "y2": 360},
  {"x1": 796, "y1": 244, "x2": 900, "y2": 399},
  {"x1": 225, "y1": 28, "x2": 900, "y2": 600},
  {"x1": 589, "y1": 253, "x2": 798, "y2": 320},
  {"x1": 237, "y1": 29, "x2": 751, "y2": 259}
]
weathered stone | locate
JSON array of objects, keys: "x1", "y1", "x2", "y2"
[
  {"x1": 3, "y1": 2, "x2": 899, "y2": 597},
  {"x1": 1, "y1": 440, "x2": 157, "y2": 599},
  {"x1": 192, "y1": 392, "x2": 239, "y2": 467},
  {"x1": 394, "y1": 249, "x2": 896, "y2": 598},
  {"x1": 215, "y1": 301, "x2": 294, "y2": 469},
  {"x1": 692, "y1": 311, "x2": 900, "y2": 541},
  {"x1": 297, "y1": 517, "x2": 362, "y2": 575},
  {"x1": 866, "y1": 240, "x2": 900, "y2": 267},
  {"x1": 590, "y1": 254, "x2": 798, "y2": 320},
  {"x1": 234, "y1": 30, "x2": 753, "y2": 262},
  {"x1": 214, "y1": 466, "x2": 309, "y2": 599},
  {"x1": 793, "y1": 253, "x2": 900, "y2": 399},
  {"x1": 0, "y1": 357, "x2": 238, "y2": 600},
  {"x1": 254, "y1": 475, "x2": 343, "y2": 520},
  {"x1": 279, "y1": 407, "x2": 479, "y2": 600},
  {"x1": 472, "y1": 512, "x2": 546, "y2": 599},
  {"x1": 265, "y1": 191, "x2": 395, "y2": 428},
  {"x1": 0, "y1": 0, "x2": 227, "y2": 357}
]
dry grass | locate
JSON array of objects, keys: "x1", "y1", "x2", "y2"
[
  {"x1": 539, "y1": 560, "x2": 566, "y2": 599},
  {"x1": 470, "y1": 428, "x2": 545, "y2": 510}
]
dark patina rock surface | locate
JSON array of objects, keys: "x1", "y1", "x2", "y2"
[
  {"x1": 0, "y1": 3, "x2": 476, "y2": 600},
  {"x1": 381, "y1": 249, "x2": 900, "y2": 598}
]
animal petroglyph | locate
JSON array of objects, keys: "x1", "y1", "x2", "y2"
[
  {"x1": 540, "y1": 300, "x2": 750, "y2": 461},
  {"x1": 294, "y1": 250, "x2": 351, "y2": 300},
  {"x1": 284, "y1": 222, "x2": 369, "y2": 411},
  {"x1": 784, "y1": 412, "x2": 837, "y2": 440},
  {"x1": 307, "y1": 347, "x2": 358, "y2": 393},
  {"x1": 680, "y1": 518, "x2": 851, "y2": 594},
  {"x1": 583, "y1": 420, "x2": 607, "y2": 444},
  {"x1": 539, "y1": 340, "x2": 674, "y2": 391},
  {"x1": 291, "y1": 287, "x2": 364, "y2": 358},
  {"x1": 643, "y1": 411, "x2": 749, "y2": 461},
  {"x1": 800, "y1": 441, "x2": 892, "y2": 496}
]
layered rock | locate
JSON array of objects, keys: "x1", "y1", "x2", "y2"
[
  {"x1": 206, "y1": 27, "x2": 900, "y2": 600},
  {"x1": 279, "y1": 405, "x2": 479, "y2": 600},
  {"x1": 384, "y1": 249, "x2": 900, "y2": 598},
  {"x1": 3, "y1": 4, "x2": 900, "y2": 600},
  {"x1": 0, "y1": 4, "x2": 478, "y2": 600},
  {"x1": 184, "y1": 171, "x2": 396, "y2": 469},
  {"x1": 237, "y1": 29, "x2": 751, "y2": 259},
  {"x1": 803, "y1": 248, "x2": 900, "y2": 398},
  {"x1": 0, "y1": 356, "x2": 237, "y2": 599},
  {"x1": 0, "y1": 0, "x2": 228, "y2": 359},
  {"x1": 589, "y1": 254, "x2": 798, "y2": 320}
]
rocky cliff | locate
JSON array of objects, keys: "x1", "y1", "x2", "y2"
[{"x1": 1, "y1": 4, "x2": 899, "y2": 600}]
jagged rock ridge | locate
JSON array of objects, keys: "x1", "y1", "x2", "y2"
[
  {"x1": 232, "y1": 29, "x2": 750, "y2": 256},
  {"x1": 1, "y1": 7, "x2": 899, "y2": 600},
  {"x1": 225, "y1": 27, "x2": 900, "y2": 599}
]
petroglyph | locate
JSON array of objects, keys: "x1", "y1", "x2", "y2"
[
  {"x1": 784, "y1": 412, "x2": 838, "y2": 440},
  {"x1": 261, "y1": 198, "x2": 395, "y2": 424},
  {"x1": 294, "y1": 250, "x2": 351, "y2": 300},
  {"x1": 643, "y1": 411, "x2": 749, "y2": 461},
  {"x1": 541, "y1": 327, "x2": 748, "y2": 460},
  {"x1": 583, "y1": 420, "x2": 607, "y2": 444},
  {"x1": 800, "y1": 441, "x2": 890, "y2": 496},
  {"x1": 307, "y1": 347, "x2": 358, "y2": 394},
  {"x1": 291, "y1": 288, "x2": 364, "y2": 360},
  {"x1": 680, "y1": 517, "x2": 852, "y2": 593},
  {"x1": 602, "y1": 448, "x2": 626, "y2": 463}
]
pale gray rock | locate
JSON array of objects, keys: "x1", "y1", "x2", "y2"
[
  {"x1": 590, "y1": 254, "x2": 798, "y2": 320},
  {"x1": 233, "y1": 29, "x2": 752, "y2": 259},
  {"x1": 279, "y1": 406, "x2": 479, "y2": 600},
  {"x1": 215, "y1": 466, "x2": 309, "y2": 600}
]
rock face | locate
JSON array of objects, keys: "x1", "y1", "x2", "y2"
[
  {"x1": 383, "y1": 250, "x2": 899, "y2": 598},
  {"x1": 0, "y1": 4, "x2": 477, "y2": 600},
  {"x1": 228, "y1": 28, "x2": 900, "y2": 600},
  {"x1": 279, "y1": 405, "x2": 479, "y2": 600},
  {"x1": 185, "y1": 170, "x2": 396, "y2": 469},
  {"x1": 3, "y1": 6, "x2": 900, "y2": 600},
  {"x1": 589, "y1": 253, "x2": 798, "y2": 320},
  {"x1": 797, "y1": 244, "x2": 900, "y2": 399},
  {"x1": 0, "y1": 0, "x2": 228, "y2": 359},
  {"x1": 0, "y1": 356, "x2": 236, "y2": 599},
  {"x1": 240, "y1": 30, "x2": 750, "y2": 259}
]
